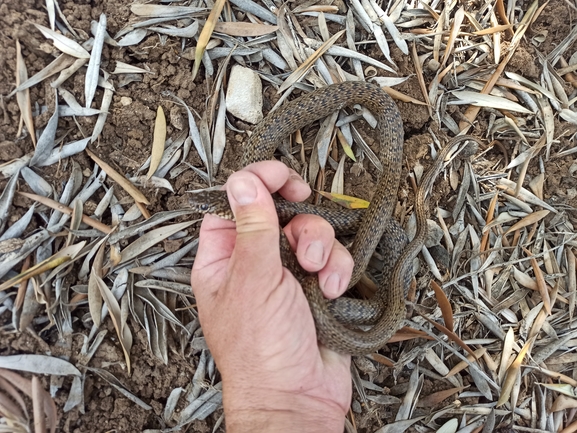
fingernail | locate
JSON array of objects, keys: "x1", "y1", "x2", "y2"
[
  {"x1": 305, "y1": 241, "x2": 324, "y2": 265},
  {"x1": 323, "y1": 273, "x2": 341, "y2": 297},
  {"x1": 290, "y1": 173, "x2": 308, "y2": 185},
  {"x1": 229, "y1": 177, "x2": 257, "y2": 205}
]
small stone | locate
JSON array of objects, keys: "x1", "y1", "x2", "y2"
[
  {"x1": 424, "y1": 219, "x2": 444, "y2": 248},
  {"x1": 120, "y1": 96, "x2": 132, "y2": 106},
  {"x1": 226, "y1": 65, "x2": 263, "y2": 124},
  {"x1": 0, "y1": 141, "x2": 23, "y2": 162},
  {"x1": 412, "y1": 257, "x2": 420, "y2": 276},
  {"x1": 429, "y1": 245, "x2": 451, "y2": 271},
  {"x1": 181, "y1": 47, "x2": 195, "y2": 61},
  {"x1": 170, "y1": 106, "x2": 184, "y2": 130},
  {"x1": 351, "y1": 400, "x2": 362, "y2": 414},
  {"x1": 428, "y1": 59, "x2": 440, "y2": 72},
  {"x1": 353, "y1": 356, "x2": 377, "y2": 376},
  {"x1": 406, "y1": 217, "x2": 444, "y2": 248},
  {"x1": 82, "y1": 168, "x2": 92, "y2": 177}
]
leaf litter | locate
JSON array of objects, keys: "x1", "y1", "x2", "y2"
[{"x1": 1, "y1": 0, "x2": 577, "y2": 431}]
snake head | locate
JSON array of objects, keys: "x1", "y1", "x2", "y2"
[{"x1": 188, "y1": 190, "x2": 235, "y2": 220}]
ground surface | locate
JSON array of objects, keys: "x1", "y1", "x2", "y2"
[{"x1": 1, "y1": 0, "x2": 577, "y2": 432}]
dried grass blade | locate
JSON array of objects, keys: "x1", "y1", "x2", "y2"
[
  {"x1": 85, "y1": 148, "x2": 150, "y2": 205},
  {"x1": 193, "y1": 0, "x2": 226, "y2": 80},
  {"x1": 17, "y1": 192, "x2": 112, "y2": 234},
  {"x1": 147, "y1": 106, "x2": 166, "y2": 180},
  {"x1": 15, "y1": 40, "x2": 35, "y2": 146},
  {"x1": 279, "y1": 30, "x2": 345, "y2": 93},
  {"x1": 431, "y1": 281, "x2": 454, "y2": 332}
]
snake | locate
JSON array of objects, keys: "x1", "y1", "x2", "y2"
[{"x1": 189, "y1": 81, "x2": 479, "y2": 355}]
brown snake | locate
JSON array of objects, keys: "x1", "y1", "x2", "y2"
[{"x1": 190, "y1": 81, "x2": 479, "y2": 355}]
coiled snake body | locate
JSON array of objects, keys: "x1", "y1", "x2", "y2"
[{"x1": 190, "y1": 81, "x2": 477, "y2": 355}]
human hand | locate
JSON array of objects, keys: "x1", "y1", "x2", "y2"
[{"x1": 191, "y1": 161, "x2": 353, "y2": 432}]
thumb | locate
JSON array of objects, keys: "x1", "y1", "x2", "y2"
[{"x1": 226, "y1": 170, "x2": 282, "y2": 275}]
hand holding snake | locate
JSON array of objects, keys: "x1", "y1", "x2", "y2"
[{"x1": 190, "y1": 81, "x2": 479, "y2": 355}]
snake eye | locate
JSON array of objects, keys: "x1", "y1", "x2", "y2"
[{"x1": 200, "y1": 203, "x2": 210, "y2": 211}]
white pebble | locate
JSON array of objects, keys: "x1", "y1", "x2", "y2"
[{"x1": 226, "y1": 65, "x2": 263, "y2": 124}]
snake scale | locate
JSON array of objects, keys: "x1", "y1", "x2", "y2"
[{"x1": 190, "y1": 81, "x2": 478, "y2": 355}]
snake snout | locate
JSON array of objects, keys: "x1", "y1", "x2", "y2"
[{"x1": 188, "y1": 190, "x2": 234, "y2": 220}]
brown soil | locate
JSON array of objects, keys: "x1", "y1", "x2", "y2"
[{"x1": 1, "y1": 0, "x2": 576, "y2": 432}]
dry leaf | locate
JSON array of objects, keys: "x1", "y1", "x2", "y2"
[
  {"x1": 85, "y1": 148, "x2": 150, "y2": 205},
  {"x1": 213, "y1": 22, "x2": 278, "y2": 36},
  {"x1": 33, "y1": 24, "x2": 90, "y2": 58},
  {"x1": 193, "y1": 0, "x2": 226, "y2": 80},
  {"x1": 15, "y1": 40, "x2": 35, "y2": 146},
  {"x1": 147, "y1": 106, "x2": 166, "y2": 180},
  {"x1": 316, "y1": 191, "x2": 370, "y2": 209}
]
